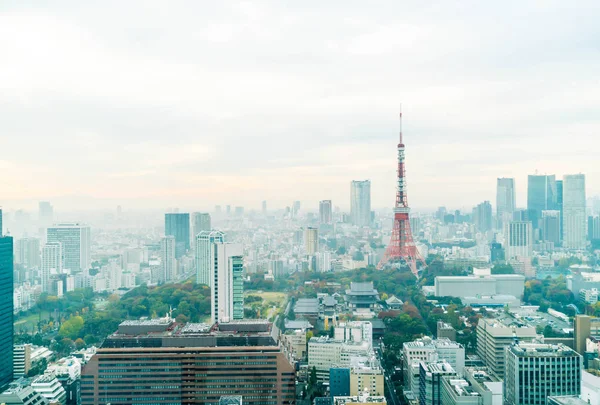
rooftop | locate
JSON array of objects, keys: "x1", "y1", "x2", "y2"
[
  {"x1": 444, "y1": 378, "x2": 480, "y2": 398},
  {"x1": 509, "y1": 343, "x2": 579, "y2": 357},
  {"x1": 346, "y1": 282, "x2": 379, "y2": 296}
]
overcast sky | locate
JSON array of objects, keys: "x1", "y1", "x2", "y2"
[{"x1": 1, "y1": 1, "x2": 598, "y2": 213}]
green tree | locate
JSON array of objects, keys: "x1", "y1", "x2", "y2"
[{"x1": 58, "y1": 316, "x2": 84, "y2": 340}]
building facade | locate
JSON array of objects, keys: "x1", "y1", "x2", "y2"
[
  {"x1": 563, "y1": 174, "x2": 587, "y2": 249},
  {"x1": 497, "y1": 178, "x2": 516, "y2": 230},
  {"x1": 505, "y1": 221, "x2": 533, "y2": 259},
  {"x1": 196, "y1": 230, "x2": 225, "y2": 286},
  {"x1": 351, "y1": 181, "x2": 371, "y2": 227},
  {"x1": 165, "y1": 213, "x2": 190, "y2": 258},
  {"x1": 541, "y1": 210, "x2": 561, "y2": 245},
  {"x1": 46, "y1": 224, "x2": 90, "y2": 272},
  {"x1": 192, "y1": 212, "x2": 211, "y2": 239},
  {"x1": 212, "y1": 242, "x2": 244, "y2": 323},
  {"x1": 160, "y1": 236, "x2": 177, "y2": 283},
  {"x1": 0, "y1": 235, "x2": 14, "y2": 390},
  {"x1": 41, "y1": 242, "x2": 62, "y2": 293},
  {"x1": 305, "y1": 227, "x2": 318, "y2": 256},
  {"x1": 320, "y1": 200, "x2": 333, "y2": 225},
  {"x1": 527, "y1": 174, "x2": 557, "y2": 229}
]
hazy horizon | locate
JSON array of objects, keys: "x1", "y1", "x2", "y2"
[{"x1": 2, "y1": 1, "x2": 599, "y2": 212}]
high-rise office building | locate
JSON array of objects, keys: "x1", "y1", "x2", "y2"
[
  {"x1": 80, "y1": 320, "x2": 295, "y2": 405},
  {"x1": 496, "y1": 178, "x2": 516, "y2": 229},
  {"x1": 305, "y1": 227, "x2": 318, "y2": 256},
  {"x1": 0, "y1": 234, "x2": 14, "y2": 390},
  {"x1": 319, "y1": 200, "x2": 333, "y2": 225},
  {"x1": 160, "y1": 236, "x2": 177, "y2": 283},
  {"x1": 351, "y1": 180, "x2": 371, "y2": 227},
  {"x1": 191, "y1": 212, "x2": 211, "y2": 238},
  {"x1": 195, "y1": 231, "x2": 225, "y2": 286},
  {"x1": 563, "y1": 174, "x2": 587, "y2": 249},
  {"x1": 505, "y1": 221, "x2": 533, "y2": 259},
  {"x1": 46, "y1": 224, "x2": 91, "y2": 272},
  {"x1": 41, "y1": 242, "x2": 62, "y2": 293},
  {"x1": 473, "y1": 201, "x2": 492, "y2": 233},
  {"x1": 15, "y1": 238, "x2": 40, "y2": 269},
  {"x1": 38, "y1": 201, "x2": 54, "y2": 227},
  {"x1": 165, "y1": 213, "x2": 190, "y2": 258},
  {"x1": 505, "y1": 343, "x2": 581, "y2": 405},
  {"x1": 588, "y1": 216, "x2": 600, "y2": 241},
  {"x1": 419, "y1": 362, "x2": 456, "y2": 405},
  {"x1": 212, "y1": 242, "x2": 244, "y2": 323},
  {"x1": 556, "y1": 179, "x2": 564, "y2": 235},
  {"x1": 527, "y1": 174, "x2": 557, "y2": 229},
  {"x1": 540, "y1": 210, "x2": 561, "y2": 245}
]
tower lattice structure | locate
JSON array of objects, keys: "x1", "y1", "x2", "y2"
[{"x1": 377, "y1": 110, "x2": 425, "y2": 276}]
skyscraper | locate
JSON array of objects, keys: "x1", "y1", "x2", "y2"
[
  {"x1": 196, "y1": 230, "x2": 225, "y2": 285},
  {"x1": 319, "y1": 200, "x2": 333, "y2": 225},
  {"x1": 0, "y1": 233, "x2": 14, "y2": 390},
  {"x1": 305, "y1": 227, "x2": 318, "y2": 256},
  {"x1": 41, "y1": 242, "x2": 62, "y2": 293},
  {"x1": 160, "y1": 236, "x2": 176, "y2": 283},
  {"x1": 38, "y1": 201, "x2": 54, "y2": 227},
  {"x1": 211, "y1": 242, "x2": 244, "y2": 323},
  {"x1": 589, "y1": 216, "x2": 600, "y2": 241},
  {"x1": 46, "y1": 224, "x2": 91, "y2": 272},
  {"x1": 556, "y1": 179, "x2": 564, "y2": 234},
  {"x1": 527, "y1": 174, "x2": 557, "y2": 229},
  {"x1": 351, "y1": 180, "x2": 371, "y2": 227},
  {"x1": 165, "y1": 213, "x2": 190, "y2": 258},
  {"x1": 505, "y1": 221, "x2": 533, "y2": 259},
  {"x1": 496, "y1": 178, "x2": 516, "y2": 228},
  {"x1": 15, "y1": 238, "x2": 40, "y2": 269},
  {"x1": 563, "y1": 174, "x2": 587, "y2": 249},
  {"x1": 540, "y1": 210, "x2": 561, "y2": 245},
  {"x1": 191, "y1": 212, "x2": 211, "y2": 238},
  {"x1": 473, "y1": 201, "x2": 493, "y2": 233}
]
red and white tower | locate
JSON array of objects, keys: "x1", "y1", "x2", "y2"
[{"x1": 377, "y1": 109, "x2": 425, "y2": 276}]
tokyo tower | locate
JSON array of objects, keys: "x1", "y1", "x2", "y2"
[{"x1": 377, "y1": 109, "x2": 426, "y2": 276}]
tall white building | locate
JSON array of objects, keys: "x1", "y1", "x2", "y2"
[
  {"x1": 46, "y1": 223, "x2": 90, "y2": 272},
  {"x1": 497, "y1": 178, "x2": 516, "y2": 229},
  {"x1": 196, "y1": 231, "x2": 225, "y2": 285},
  {"x1": 191, "y1": 212, "x2": 211, "y2": 240},
  {"x1": 160, "y1": 236, "x2": 176, "y2": 283},
  {"x1": 41, "y1": 242, "x2": 62, "y2": 293},
  {"x1": 15, "y1": 238, "x2": 41, "y2": 269},
  {"x1": 505, "y1": 221, "x2": 533, "y2": 259},
  {"x1": 211, "y1": 241, "x2": 244, "y2": 323},
  {"x1": 563, "y1": 174, "x2": 587, "y2": 249},
  {"x1": 305, "y1": 227, "x2": 318, "y2": 255},
  {"x1": 351, "y1": 180, "x2": 371, "y2": 227},
  {"x1": 319, "y1": 200, "x2": 333, "y2": 224}
]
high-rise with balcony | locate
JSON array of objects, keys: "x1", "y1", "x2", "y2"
[
  {"x1": 497, "y1": 178, "x2": 516, "y2": 229},
  {"x1": 46, "y1": 224, "x2": 90, "y2": 272},
  {"x1": 0, "y1": 232, "x2": 14, "y2": 390},
  {"x1": 165, "y1": 213, "x2": 190, "y2": 258},
  {"x1": 563, "y1": 174, "x2": 587, "y2": 249},
  {"x1": 505, "y1": 343, "x2": 582, "y2": 405},
  {"x1": 351, "y1": 180, "x2": 371, "y2": 227}
]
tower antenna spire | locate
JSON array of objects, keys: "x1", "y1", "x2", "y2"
[{"x1": 399, "y1": 104, "x2": 403, "y2": 144}]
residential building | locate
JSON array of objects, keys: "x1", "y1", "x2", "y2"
[
  {"x1": 505, "y1": 221, "x2": 533, "y2": 259},
  {"x1": 496, "y1": 178, "x2": 516, "y2": 230},
  {"x1": 504, "y1": 343, "x2": 582, "y2": 405},
  {"x1": 196, "y1": 230, "x2": 225, "y2": 286},
  {"x1": 211, "y1": 242, "x2": 244, "y2": 323},
  {"x1": 305, "y1": 227, "x2": 318, "y2": 255},
  {"x1": 527, "y1": 174, "x2": 557, "y2": 229},
  {"x1": 419, "y1": 362, "x2": 456, "y2": 405},
  {"x1": 46, "y1": 223, "x2": 91, "y2": 272},
  {"x1": 320, "y1": 200, "x2": 333, "y2": 225},
  {"x1": 475, "y1": 318, "x2": 537, "y2": 377},
  {"x1": 80, "y1": 320, "x2": 295, "y2": 405},
  {"x1": 160, "y1": 236, "x2": 177, "y2": 283},
  {"x1": 41, "y1": 242, "x2": 62, "y2": 293},
  {"x1": 192, "y1": 212, "x2": 211, "y2": 238},
  {"x1": 0, "y1": 235, "x2": 14, "y2": 390},
  {"x1": 31, "y1": 373, "x2": 67, "y2": 405},
  {"x1": 165, "y1": 212, "x2": 190, "y2": 258},
  {"x1": 563, "y1": 174, "x2": 587, "y2": 249},
  {"x1": 351, "y1": 180, "x2": 371, "y2": 227}
]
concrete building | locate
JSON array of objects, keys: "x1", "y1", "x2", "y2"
[
  {"x1": 332, "y1": 395, "x2": 387, "y2": 405},
  {"x1": 350, "y1": 365, "x2": 384, "y2": 396},
  {"x1": 497, "y1": 178, "x2": 516, "y2": 230},
  {"x1": 196, "y1": 230, "x2": 225, "y2": 285},
  {"x1": 31, "y1": 373, "x2": 67, "y2": 405},
  {"x1": 475, "y1": 318, "x2": 537, "y2": 377},
  {"x1": 463, "y1": 367, "x2": 503, "y2": 405},
  {"x1": 191, "y1": 212, "x2": 211, "y2": 238},
  {"x1": 473, "y1": 201, "x2": 492, "y2": 233},
  {"x1": 330, "y1": 368, "x2": 351, "y2": 397},
  {"x1": 280, "y1": 329, "x2": 307, "y2": 361},
  {"x1": 15, "y1": 238, "x2": 40, "y2": 270},
  {"x1": 46, "y1": 223, "x2": 91, "y2": 272},
  {"x1": 581, "y1": 369, "x2": 600, "y2": 405},
  {"x1": 437, "y1": 321, "x2": 457, "y2": 342},
  {"x1": 574, "y1": 315, "x2": 600, "y2": 356},
  {"x1": 563, "y1": 174, "x2": 587, "y2": 249},
  {"x1": 211, "y1": 242, "x2": 244, "y2": 323},
  {"x1": 568, "y1": 272, "x2": 600, "y2": 296},
  {"x1": 160, "y1": 236, "x2": 177, "y2": 283},
  {"x1": 0, "y1": 235, "x2": 14, "y2": 390},
  {"x1": 434, "y1": 272, "x2": 525, "y2": 300},
  {"x1": 164, "y1": 213, "x2": 190, "y2": 258},
  {"x1": 541, "y1": 210, "x2": 562, "y2": 245},
  {"x1": 505, "y1": 221, "x2": 533, "y2": 259},
  {"x1": 308, "y1": 337, "x2": 372, "y2": 381},
  {"x1": 589, "y1": 216, "x2": 600, "y2": 241},
  {"x1": 320, "y1": 200, "x2": 333, "y2": 225},
  {"x1": 505, "y1": 343, "x2": 582, "y2": 405},
  {"x1": 305, "y1": 227, "x2": 318, "y2": 255},
  {"x1": 351, "y1": 180, "x2": 371, "y2": 227},
  {"x1": 580, "y1": 288, "x2": 599, "y2": 305},
  {"x1": 419, "y1": 362, "x2": 456, "y2": 405},
  {"x1": 13, "y1": 345, "x2": 32, "y2": 378},
  {"x1": 440, "y1": 377, "x2": 481, "y2": 405},
  {"x1": 41, "y1": 242, "x2": 62, "y2": 293},
  {"x1": 81, "y1": 319, "x2": 295, "y2": 405},
  {"x1": 0, "y1": 384, "x2": 49, "y2": 405},
  {"x1": 334, "y1": 321, "x2": 373, "y2": 348}
]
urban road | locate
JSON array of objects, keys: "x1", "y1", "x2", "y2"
[{"x1": 376, "y1": 342, "x2": 401, "y2": 405}]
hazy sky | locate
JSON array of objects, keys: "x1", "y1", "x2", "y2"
[{"x1": 1, "y1": 1, "x2": 599, "y2": 212}]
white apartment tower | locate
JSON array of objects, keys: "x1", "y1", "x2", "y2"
[
  {"x1": 196, "y1": 231, "x2": 225, "y2": 285},
  {"x1": 211, "y1": 241, "x2": 244, "y2": 323},
  {"x1": 46, "y1": 223, "x2": 90, "y2": 272},
  {"x1": 563, "y1": 174, "x2": 587, "y2": 249}
]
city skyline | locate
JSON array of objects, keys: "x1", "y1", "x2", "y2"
[{"x1": 1, "y1": 2, "x2": 599, "y2": 210}]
